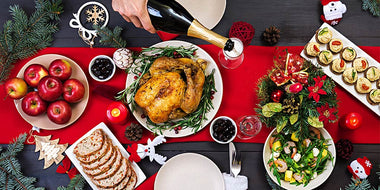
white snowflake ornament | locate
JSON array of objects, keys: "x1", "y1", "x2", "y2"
[{"x1": 113, "y1": 48, "x2": 134, "y2": 70}]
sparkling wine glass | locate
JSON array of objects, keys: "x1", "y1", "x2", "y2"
[
  {"x1": 218, "y1": 38, "x2": 244, "y2": 69},
  {"x1": 236, "y1": 115, "x2": 262, "y2": 140}
]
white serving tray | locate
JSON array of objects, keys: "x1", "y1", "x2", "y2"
[
  {"x1": 66, "y1": 122, "x2": 146, "y2": 189},
  {"x1": 301, "y1": 23, "x2": 380, "y2": 117}
]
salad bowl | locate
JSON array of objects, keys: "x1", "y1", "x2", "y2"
[{"x1": 263, "y1": 128, "x2": 336, "y2": 190}]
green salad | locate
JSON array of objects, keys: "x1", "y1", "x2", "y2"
[{"x1": 267, "y1": 128, "x2": 333, "y2": 186}]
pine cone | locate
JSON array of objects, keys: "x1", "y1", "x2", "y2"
[
  {"x1": 125, "y1": 123, "x2": 143, "y2": 141},
  {"x1": 336, "y1": 139, "x2": 353, "y2": 160},
  {"x1": 262, "y1": 26, "x2": 281, "y2": 45}
]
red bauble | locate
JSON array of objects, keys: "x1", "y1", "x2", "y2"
[
  {"x1": 271, "y1": 89, "x2": 284, "y2": 103},
  {"x1": 229, "y1": 21, "x2": 255, "y2": 46}
]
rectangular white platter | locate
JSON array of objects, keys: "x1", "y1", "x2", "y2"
[
  {"x1": 301, "y1": 22, "x2": 380, "y2": 117},
  {"x1": 66, "y1": 122, "x2": 146, "y2": 189}
]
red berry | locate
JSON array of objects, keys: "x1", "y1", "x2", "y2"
[
  {"x1": 141, "y1": 114, "x2": 146, "y2": 118},
  {"x1": 210, "y1": 95, "x2": 214, "y2": 100},
  {"x1": 134, "y1": 76, "x2": 138, "y2": 80},
  {"x1": 210, "y1": 90, "x2": 215, "y2": 95},
  {"x1": 177, "y1": 126, "x2": 182, "y2": 130}
]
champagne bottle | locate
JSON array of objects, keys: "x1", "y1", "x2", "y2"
[{"x1": 147, "y1": 0, "x2": 234, "y2": 51}]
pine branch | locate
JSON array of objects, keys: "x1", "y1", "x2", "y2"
[
  {"x1": 0, "y1": 133, "x2": 45, "y2": 190},
  {"x1": 343, "y1": 177, "x2": 376, "y2": 190},
  {"x1": 57, "y1": 174, "x2": 86, "y2": 190},
  {"x1": 94, "y1": 25, "x2": 127, "y2": 48},
  {"x1": 362, "y1": 0, "x2": 380, "y2": 16},
  {"x1": 0, "y1": 0, "x2": 63, "y2": 83}
]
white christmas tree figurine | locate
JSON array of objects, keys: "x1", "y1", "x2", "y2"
[{"x1": 34, "y1": 135, "x2": 68, "y2": 169}]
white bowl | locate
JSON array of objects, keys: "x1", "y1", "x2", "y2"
[
  {"x1": 88, "y1": 55, "x2": 116, "y2": 82},
  {"x1": 209, "y1": 116, "x2": 237, "y2": 144},
  {"x1": 263, "y1": 128, "x2": 336, "y2": 190}
]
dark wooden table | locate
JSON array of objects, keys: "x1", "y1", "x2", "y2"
[{"x1": 1, "y1": 0, "x2": 379, "y2": 189}]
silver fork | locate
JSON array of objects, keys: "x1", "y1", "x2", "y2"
[{"x1": 231, "y1": 151, "x2": 241, "y2": 178}]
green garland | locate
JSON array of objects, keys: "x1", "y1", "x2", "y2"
[
  {"x1": 256, "y1": 50, "x2": 338, "y2": 138},
  {"x1": 116, "y1": 46, "x2": 216, "y2": 134},
  {"x1": 0, "y1": 134, "x2": 44, "y2": 190},
  {"x1": 0, "y1": 0, "x2": 63, "y2": 83},
  {"x1": 362, "y1": 0, "x2": 380, "y2": 17}
]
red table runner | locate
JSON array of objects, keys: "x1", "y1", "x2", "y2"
[{"x1": 0, "y1": 46, "x2": 379, "y2": 145}]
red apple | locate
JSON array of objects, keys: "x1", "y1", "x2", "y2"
[
  {"x1": 47, "y1": 100, "x2": 71, "y2": 124},
  {"x1": 21, "y1": 91, "x2": 47, "y2": 116},
  {"x1": 4, "y1": 77, "x2": 28, "y2": 99},
  {"x1": 63, "y1": 79, "x2": 85, "y2": 103},
  {"x1": 24, "y1": 64, "x2": 49, "y2": 87},
  {"x1": 49, "y1": 59, "x2": 72, "y2": 81},
  {"x1": 37, "y1": 76, "x2": 63, "y2": 102}
]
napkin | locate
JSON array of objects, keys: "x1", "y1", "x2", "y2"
[
  {"x1": 223, "y1": 173, "x2": 248, "y2": 190},
  {"x1": 157, "y1": 31, "x2": 179, "y2": 41}
]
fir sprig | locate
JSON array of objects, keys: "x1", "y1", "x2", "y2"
[
  {"x1": 343, "y1": 177, "x2": 376, "y2": 190},
  {"x1": 57, "y1": 174, "x2": 86, "y2": 190},
  {"x1": 362, "y1": 0, "x2": 380, "y2": 17},
  {"x1": 94, "y1": 25, "x2": 127, "y2": 48},
  {"x1": 0, "y1": 133, "x2": 45, "y2": 190},
  {"x1": 0, "y1": 0, "x2": 63, "y2": 83}
]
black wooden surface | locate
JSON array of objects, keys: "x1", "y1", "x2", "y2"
[{"x1": 1, "y1": 0, "x2": 380, "y2": 189}]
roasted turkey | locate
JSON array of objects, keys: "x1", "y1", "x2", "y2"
[{"x1": 134, "y1": 56, "x2": 207, "y2": 123}]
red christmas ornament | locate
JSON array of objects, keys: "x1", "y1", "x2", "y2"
[
  {"x1": 229, "y1": 21, "x2": 255, "y2": 46},
  {"x1": 271, "y1": 89, "x2": 284, "y2": 103},
  {"x1": 339, "y1": 112, "x2": 362, "y2": 130}
]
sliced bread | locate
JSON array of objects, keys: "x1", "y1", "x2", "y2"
[
  {"x1": 81, "y1": 142, "x2": 114, "y2": 170},
  {"x1": 92, "y1": 158, "x2": 129, "y2": 188},
  {"x1": 83, "y1": 147, "x2": 121, "y2": 177},
  {"x1": 77, "y1": 138, "x2": 111, "y2": 164},
  {"x1": 74, "y1": 129, "x2": 104, "y2": 157}
]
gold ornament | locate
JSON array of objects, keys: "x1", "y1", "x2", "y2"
[
  {"x1": 34, "y1": 135, "x2": 68, "y2": 169},
  {"x1": 86, "y1": 5, "x2": 105, "y2": 25}
]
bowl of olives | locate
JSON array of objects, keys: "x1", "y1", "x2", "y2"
[
  {"x1": 210, "y1": 116, "x2": 237, "y2": 144},
  {"x1": 89, "y1": 55, "x2": 116, "y2": 82}
]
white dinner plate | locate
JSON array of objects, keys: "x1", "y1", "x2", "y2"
[
  {"x1": 125, "y1": 40, "x2": 223, "y2": 137},
  {"x1": 176, "y1": 0, "x2": 226, "y2": 29},
  {"x1": 301, "y1": 23, "x2": 380, "y2": 117},
  {"x1": 14, "y1": 54, "x2": 89, "y2": 130},
  {"x1": 65, "y1": 122, "x2": 146, "y2": 189},
  {"x1": 263, "y1": 128, "x2": 336, "y2": 190},
  {"x1": 155, "y1": 153, "x2": 225, "y2": 190}
]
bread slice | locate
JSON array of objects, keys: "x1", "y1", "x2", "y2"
[
  {"x1": 81, "y1": 142, "x2": 115, "y2": 170},
  {"x1": 92, "y1": 158, "x2": 129, "y2": 188},
  {"x1": 92, "y1": 148, "x2": 126, "y2": 180},
  {"x1": 74, "y1": 129, "x2": 104, "y2": 157},
  {"x1": 98, "y1": 164, "x2": 135, "y2": 190},
  {"x1": 125, "y1": 170, "x2": 137, "y2": 190},
  {"x1": 83, "y1": 146, "x2": 121, "y2": 177},
  {"x1": 77, "y1": 138, "x2": 110, "y2": 164}
]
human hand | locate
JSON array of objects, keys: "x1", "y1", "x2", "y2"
[{"x1": 112, "y1": 0, "x2": 156, "y2": 33}]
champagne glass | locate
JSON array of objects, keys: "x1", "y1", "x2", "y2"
[
  {"x1": 236, "y1": 115, "x2": 262, "y2": 140},
  {"x1": 218, "y1": 38, "x2": 244, "y2": 69}
]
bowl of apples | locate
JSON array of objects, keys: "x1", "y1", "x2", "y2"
[{"x1": 5, "y1": 54, "x2": 89, "y2": 130}]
